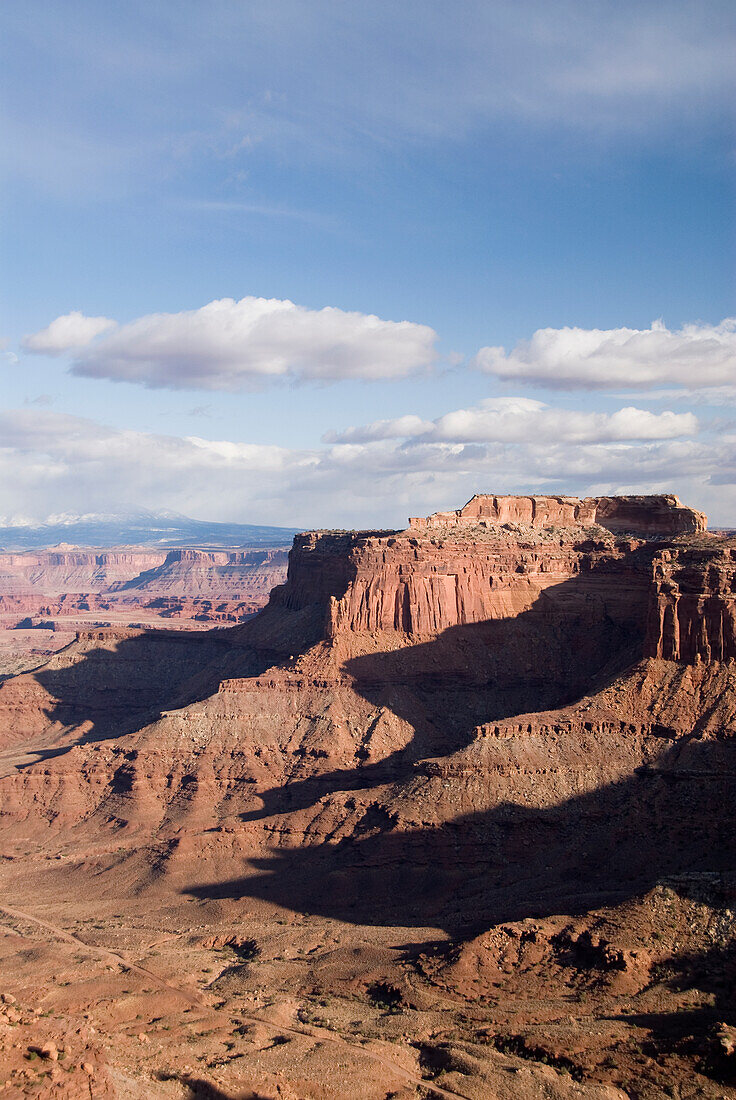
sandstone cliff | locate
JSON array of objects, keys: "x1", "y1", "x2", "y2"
[
  {"x1": 646, "y1": 543, "x2": 736, "y2": 661},
  {"x1": 410, "y1": 492, "x2": 707, "y2": 537}
]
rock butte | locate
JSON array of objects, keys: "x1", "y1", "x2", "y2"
[
  {"x1": 0, "y1": 492, "x2": 734, "y2": 1099},
  {"x1": 409, "y1": 492, "x2": 707, "y2": 536}
]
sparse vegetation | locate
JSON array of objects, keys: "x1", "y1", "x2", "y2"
[
  {"x1": 477, "y1": 1032, "x2": 585, "y2": 1081},
  {"x1": 367, "y1": 981, "x2": 404, "y2": 1014},
  {"x1": 218, "y1": 938, "x2": 259, "y2": 962}
]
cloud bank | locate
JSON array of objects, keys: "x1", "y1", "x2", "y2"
[
  {"x1": 475, "y1": 319, "x2": 736, "y2": 390},
  {"x1": 24, "y1": 298, "x2": 438, "y2": 390},
  {"x1": 0, "y1": 404, "x2": 727, "y2": 531}
]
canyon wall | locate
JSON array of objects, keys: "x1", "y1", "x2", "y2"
[
  {"x1": 646, "y1": 543, "x2": 736, "y2": 662},
  {"x1": 0, "y1": 549, "x2": 168, "y2": 594},
  {"x1": 113, "y1": 547, "x2": 288, "y2": 598},
  {"x1": 0, "y1": 546, "x2": 289, "y2": 675},
  {"x1": 0, "y1": 547, "x2": 288, "y2": 597},
  {"x1": 277, "y1": 525, "x2": 655, "y2": 647}
]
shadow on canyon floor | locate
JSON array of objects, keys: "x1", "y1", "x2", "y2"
[
  {"x1": 620, "y1": 939, "x2": 736, "y2": 1083},
  {"x1": 158, "y1": 1073, "x2": 268, "y2": 1100},
  {"x1": 10, "y1": 629, "x2": 273, "y2": 763},
  {"x1": 187, "y1": 735, "x2": 736, "y2": 942}
]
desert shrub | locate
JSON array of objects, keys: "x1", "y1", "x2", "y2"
[
  {"x1": 219, "y1": 938, "x2": 259, "y2": 962},
  {"x1": 367, "y1": 981, "x2": 404, "y2": 1013}
]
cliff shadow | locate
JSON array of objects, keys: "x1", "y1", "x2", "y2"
[
  {"x1": 2, "y1": 554, "x2": 353, "y2": 767},
  {"x1": 240, "y1": 549, "x2": 655, "y2": 822},
  {"x1": 622, "y1": 939, "x2": 736, "y2": 1083},
  {"x1": 6, "y1": 629, "x2": 283, "y2": 766},
  {"x1": 187, "y1": 734, "x2": 736, "y2": 942}
]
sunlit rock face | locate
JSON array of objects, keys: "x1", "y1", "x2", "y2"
[{"x1": 409, "y1": 492, "x2": 707, "y2": 537}]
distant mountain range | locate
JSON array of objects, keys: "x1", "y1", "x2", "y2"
[{"x1": 0, "y1": 509, "x2": 300, "y2": 550}]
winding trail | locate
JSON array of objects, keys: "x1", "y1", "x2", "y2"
[{"x1": 0, "y1": 902, "x2": 472, "y2": 1100}]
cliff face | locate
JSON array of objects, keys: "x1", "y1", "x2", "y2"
[
  {"x1": 280, "y1": 528, "x2": 652, "y2": 647},
  {"x1": 272, "y1": 498, "x2": 714, "y2": 669},
  {"x1": 0, "y1": 550, "x2": 168, "y2": 594},
  {"x1": 0, "y1": 547, "x2": 288, "y2": 598},
  {"x1": 113, "y1": 547, "x2": 288, "y2": 598},
  {"x1": 646, "y1": 544, "x2": 736, "y2": 662}
]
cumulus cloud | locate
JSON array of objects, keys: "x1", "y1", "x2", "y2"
[
  {"x1": 0, "y1": 404, "x2": 727, "y2": 530},
  {"x1": 24, "y1": 298, "x2": 438, "y2": 390},
  {"x1": 23, "y1": 311, "x2": 117, "y2": 354},
  {"x1": 327, "y1": 397, "x2": 698, "y2": 446},
  {"x1": 474, "y1": 319, "x2": 736, "y2": 390}
]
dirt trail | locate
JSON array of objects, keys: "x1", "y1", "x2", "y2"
[{"x1": 0, "y1": 902, "x2": 472, "y2": 1100}]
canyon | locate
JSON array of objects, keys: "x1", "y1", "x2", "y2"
[
  {"x1": 0, "y1": 494, "x2": 734, "y2": 1100},
  {"x1": 0, "y1": 547, "x2": 289, "y2": 678}
]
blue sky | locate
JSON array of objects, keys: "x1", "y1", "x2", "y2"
[{"x1": 1, "y1": 1, "x2": 735, "y2": 528}]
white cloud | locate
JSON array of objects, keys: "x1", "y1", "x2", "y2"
[
  {"x1": 474, "y1": 319, "x2": 736, "y2": 390},
  {"x1": 327, "y1": 397, "x2": 698, "y2": 446},
  {"x1": 612, "y1": 385, "x2": 736, "y2": 407},
  {"x1": 22, "y1": 311, "x2": 118, "y2": 354},
  {"x1": 24, "y1": 298, "x2": 438, "y2": 390}
]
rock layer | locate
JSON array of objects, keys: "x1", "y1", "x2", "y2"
[
  {"x1": 0, "y1": 547, "x2": 288, "y2": 598},
  {"x1": 409, "y1": 492, "x2": 707, "y2": 537},
  {"x1": 0, "y1": 546, "x2": 289, "y2": 675},
  {"x1": 646, "y1": 543, "x2": 736, "y2": 661}
]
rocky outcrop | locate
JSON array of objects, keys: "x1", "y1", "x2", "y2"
[
  {"x1": 646, "y1": 544, "x2": 736, "y2": 662},
  {"x1": 594, "y1": 494, "x2": 707, "y2": 536},
  {"x1": 276, "y1": 526, "x2": 652, "y2": 645},
  {"x1": 410, "y1": 493, "x2": 707, "y2": 537}
]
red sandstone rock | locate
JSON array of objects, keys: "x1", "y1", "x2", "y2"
[
  {"x1": 646, "y1": 543, "x2": 736, "y2": 661},
  {"x1": 409, "y1": 492, "x2": 707, "y2": 537},
  {"x1": 0, "y1": 546, "x2": 287, "y2": 599},
  {"x1": 0, "y1": 546, "x2": 288, "y2": 674}
]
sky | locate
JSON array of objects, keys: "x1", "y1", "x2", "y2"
[{"x1": 1, "y1": 0, "x2": 735, "y2": 529}]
